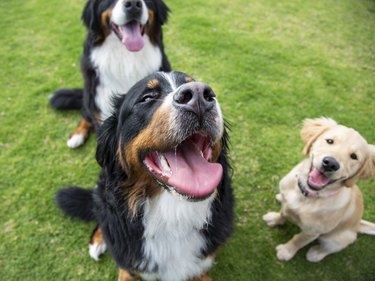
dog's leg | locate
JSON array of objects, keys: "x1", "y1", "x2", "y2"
[
  {"x1": 263, "y1": 212, "x2": 286, "y2": 227},
  {"x1": 89, "y1": 225, "x2": 107, "y2": 261},
  {"x1": 118, "y1": 269, "x2": 140, "y2": 281},
  {"x1": 188, "y1": 273, "x2": 212, "y2": 281},
  {"x1": 306, "y1": 230, "x2": 357, "y2": 262},
  {"x1": 276, "y1": 232, "x2": 319, "y2": 261},
  {"x1": 67, "y1": 118, "x2": 92, "y2": 148}
]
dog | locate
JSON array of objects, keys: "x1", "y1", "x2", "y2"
[
  {"x1": 263, "y1": 117, "x2": 375, "y2": 262},
  {"x1": 55, "y1": 71, "x2": 234, "y2": 281},
  {"x1": 50, "y1": 0, "x2": 171, "y2": 148}
]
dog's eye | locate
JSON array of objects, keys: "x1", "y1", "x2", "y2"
[
  {"x1": 326, "y1": 139, "x2": 334, "y2": 144},
  {"x1": 139, "y1": 92, "x2": 158, "y2": 103},
  {"x1": 350, "y1": 153, "x2": 358, "y2": 160}
]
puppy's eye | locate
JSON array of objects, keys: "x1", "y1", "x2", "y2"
[
  {"x1": 326, "y1": 139, "x2": 334, "y2": 144},
  {"x1": 350, "y1": 153, "x2": 358, "y2": 160}
]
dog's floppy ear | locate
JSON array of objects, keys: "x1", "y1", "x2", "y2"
[
  {"x1": 344, "y1": 144, "x2": 375, "y2": 187},
  {"x1": 153, "y1": 0, "x2": 169, "y2": 25},
  {"x1": 361, "y1": 144, "x2": 375, "y2": 180},
  {"x1": 96, "y1": 114, "x2": 119, "y2": 169},
  {"x1": 300, "y1": 117, "x2": 337, "y2": 155},
  {"x1": 82, "y1": 0, "x2": 101, "y2": 35}
]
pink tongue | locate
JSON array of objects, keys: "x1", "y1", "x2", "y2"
[
  {"x1": 163, "y1": 141, "x2": 223, "y2": 198},
  {"x1": 119, "y1": 22, "x2": 144, "y2": 52},
  {"x1": 308, "y1": 168, "x2": 330, "y2": 188}
]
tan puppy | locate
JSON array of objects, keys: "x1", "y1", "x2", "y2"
[{"x1": 263, "y1": 117, "x2": 375, "y2": 262}]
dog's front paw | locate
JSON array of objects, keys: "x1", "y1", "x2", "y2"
[
  {"x1": 306, "y1": 245, "x2": 326, "y2": 262},
  {"x1": 67, "y1": 133, "x2": 85, "y2": 148},
  {"x1": 89, "y1": 242, "x2": 107, "y2": 261},
  {"x1": 276, "y1": 244, "x2": 296, "y2": 261},
  {"x1": 263, "y1": 212, "x2": 283, "y2": 227}
]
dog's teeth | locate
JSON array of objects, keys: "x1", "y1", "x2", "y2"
[{"x1": 160, "y1": 154, "x2": 172, "y2": 177}]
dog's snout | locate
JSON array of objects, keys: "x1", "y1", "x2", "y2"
[
  {"x1": 173, "y1": 82, "x2": 216, "y2": 118},
  {"x1": 322, "y1": 156, "x2": 340, "y2": 172},
  {"x1": 124, "y1": 0, "x2": 142, "y2": 15}
]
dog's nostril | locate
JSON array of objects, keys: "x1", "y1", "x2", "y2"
[
  {"x1": 322, "y1": 156, "x2": 340, "y2": 172},
  {"x1": 125, "y1": 0, "x2": 142, "y2": 10},
  {"x1": 203, "y1": 88, "x2": 215, "y2": 102},
  {"x1": 175, "y1": 89, "x2": 193, "y2": 104}
]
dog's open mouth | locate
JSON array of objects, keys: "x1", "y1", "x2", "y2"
[
  {"x1": 111, "y1": 20, "x2": 145, "y2": 52},
  {"x1": 143, "y1": 133, "x2": 223, "y2": 201},
  {"x1": 307, "y1": 167, "x2": 337, "y2": 191}
]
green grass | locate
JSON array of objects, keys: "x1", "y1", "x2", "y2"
[{"x1": 1, "y1": 0, "x2": 375, "y2": 280}]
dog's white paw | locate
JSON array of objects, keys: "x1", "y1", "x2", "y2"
[
  {"x1": 67, "y1": 133, "x2": 85, "y2": 148},
  {"x1": 263, "y1": 212, "x2": 282, "y2": 227},
  {"x1": 306, "y1": 245, "x2": 326, "y2": 262},
  {"x1": 275, "y1": 194, "x2": 283, "y2": 203},
  {"x1": 89, "y1": 242, "x2": 107, "y2": 261},
  {"x1": 276, "y1": 244, "x2": 295, "y2": 261}
]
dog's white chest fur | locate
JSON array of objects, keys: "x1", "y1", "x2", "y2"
[
  {"x1": 90, "y1": 33, "x2": 162, "y2": 120},
  {"x1": 141, "y1": 191, "x2": 214, "y2": 281}
]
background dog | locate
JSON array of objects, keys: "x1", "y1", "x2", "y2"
[
  {"x1": 50, "y1": 0, "x2": 171, "y2": 148},
  {"x1": 263, "y1": 117, "x2": 375, "y2": 262},
  {"x1": 55, "y1": 71, "x2": 234, "y2": 281}
]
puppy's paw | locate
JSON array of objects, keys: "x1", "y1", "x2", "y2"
[
  {"x1": 67, "y1": 133, "x2": 85, "y2": 148},
  {"x1": 263, "y1": 212, "x2": 283, "y2": 227},
  {"x1": 276, "y1": 244, "x2": 295, "y2": 261},
  {"x1": 275, "y1": 194, "x2": 283, "y2": 203},
  {"x1": 306, "y1": 245, "x2": 326, "y2": 262},
  {"x1": 89, "y1": 242, "x2": 107, "y2": 261}
]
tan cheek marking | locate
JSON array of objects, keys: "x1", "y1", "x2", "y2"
[
  {"x1": 124, "y1": 105, "x2": 173, "y2": 171},
  {"x1": 185, "y1": 76, "x2": 194, "y2": 83},
  {"x1": 147, "y1": 79, "x2": 159, "y2": 89},
  {"x1": 211, "y1": 141, "x2": 223, "y2": 162},
  {"x1": 101, "y1": 10, "x2": 112, "y2": 37}
]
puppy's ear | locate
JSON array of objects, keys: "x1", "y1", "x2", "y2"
[
  {"x1": 344, "y1": 144, "x2": 375, "y2": 187},
  {"x1": 359, "y1": 144, "x2": 375, "y2": 180},
  {"x1": 300, "y1": 117, "x2": 337, "y2": 155},
  {"x1": 96, "y1": 115, "x2": 118, "y2": 169}
]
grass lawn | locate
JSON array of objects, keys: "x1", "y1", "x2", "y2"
[{"x1": 1, "y1": 0, "x2": 375, "y2": 280}]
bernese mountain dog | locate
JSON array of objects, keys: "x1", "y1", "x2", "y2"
[
  {"x1": 50, "y1": 0, "x2": 171, "y2": 148},
  {"x1": 55, "y1": 71, "x2": 234, "y2": 281}
]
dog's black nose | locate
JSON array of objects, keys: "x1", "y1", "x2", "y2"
[
  {"x1": 124, "y1": 0, "x2": 142, "y2": 15},
  {"x1": 322, "y1": 156, "x2": 340, "y2": 172},
  {"x1": 173, "y1": 82, "x2": 216, "y2": 118}
]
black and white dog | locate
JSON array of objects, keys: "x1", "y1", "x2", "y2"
[
  {"x1": 55, "y1": 71, "x2": 234, "y2": 281},
  {"x1": 50, "y1": 0, "x2": 171, "y2": 148}
]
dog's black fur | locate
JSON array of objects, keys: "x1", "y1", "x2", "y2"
[
  {"x1": 50, "y1": 0, "x2": 171, "y2": 147},
  {"x1": 56, "y1": 71, "x2": 234, "y2": 280}
]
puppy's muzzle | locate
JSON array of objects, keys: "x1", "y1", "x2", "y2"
[
  {"x1": 322, "y1": 156, "x2": 340, "y2": 172},
  {"x1": 173, "y1": 82, "x2": 216, "y2": 120}
]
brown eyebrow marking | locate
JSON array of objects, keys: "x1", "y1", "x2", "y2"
[
  {"x1": 147, "y1": 79, "x2": 159, "y2": 89},
  {"x1": 185, "y1": 76, "x2": 194, "y2": 83}
]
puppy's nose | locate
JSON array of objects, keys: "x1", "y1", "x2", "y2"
[
  {"x1": 322, "y1": 156, "x2": 340, "y2": 172},
  {"x1": 173, "y1": 82, "x2": 216, "y2": 118},
  {"x1": 124, "y1": 0, "x2": 142, "y2": 15}
]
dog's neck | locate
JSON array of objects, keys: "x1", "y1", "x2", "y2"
[{"x1": 298, "y1": 179, "x2": 339, "y2": 198}]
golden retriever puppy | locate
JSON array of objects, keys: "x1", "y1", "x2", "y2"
[{"x1": 263, "y1": 117, "x2": 375, "y2": 262}]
